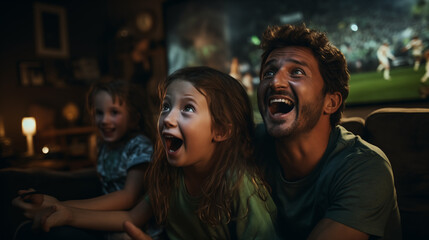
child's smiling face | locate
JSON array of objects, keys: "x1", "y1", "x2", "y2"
[
  {"x1": 158, "y1": 79, "x2": 217, "y2": 170},
  {"x1": 94, "y1": 90, "x2": 130, "y2": 144}
]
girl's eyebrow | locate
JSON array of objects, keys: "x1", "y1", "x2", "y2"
[
  {"x1": 182, "y1": 94, "x2": 198, "y2": 101},
  {"x1": 181, "y1": 95, "x2": 200, "y2": 106},
  {"x1": 183, "y1": 93, "x2": 195, "y2": 98},
  {"x1": 163, "y1": 94, "x2": 171, "y2": 101}
]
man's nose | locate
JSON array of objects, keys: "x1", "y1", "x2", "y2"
[{"x1": 271, "y1": 66, "x2": 290, "y2": 89}]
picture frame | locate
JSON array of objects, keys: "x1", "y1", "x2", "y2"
[
  {"x1": 34, "y1": 2, "x2": 69, "y2": 58},
  {"x1": 18, "y1": 61, "x2": 45, "y2": 87}
]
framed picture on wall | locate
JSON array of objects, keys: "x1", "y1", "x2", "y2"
[
  {"x1": 34, "y1": 2, "x2": 69, "y2": 58},
  {"x1": 18, "y1": 61, "x2": 45, "y2": 87}
]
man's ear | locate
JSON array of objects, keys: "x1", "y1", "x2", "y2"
[
  {"x1": 324, "y1": 92, "x2": 342, "y2": 114},
  {"x1": 213, "y1": 124, "x2": 232, "y2": 142}
]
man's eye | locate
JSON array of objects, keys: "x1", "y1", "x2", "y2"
[
  {"x1": 183, "y1": 104, "x2": 195, "y2": 112},
  {"x1": 292, "y1": 68, "x2": 305, "y2": 76},
  {"x1": 262, "y1": 70, "x2": 275, "y2": 80}
]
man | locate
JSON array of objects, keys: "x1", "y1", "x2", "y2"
[
  {"x1": 255, "y1": 24, "x2": 401, "y2": 239},
  {"x1": 124, "y1": 24, "x2": 401, "y2": 240},
  {"x1": 377, "y1": 42, "x2": 395, "y2": 80}
]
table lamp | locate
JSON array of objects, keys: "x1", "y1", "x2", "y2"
[{"x1": 22, "y1": 117, "x2": 36, "y2": 156}]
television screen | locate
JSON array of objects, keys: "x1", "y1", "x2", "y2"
[{"x1": 163, "y1": 0, "x2": 429, "y2": 106}]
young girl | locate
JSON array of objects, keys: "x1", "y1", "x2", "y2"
[
  {"x1": 13, "y1": 80, "x2": 159, "y2": 239},
  {"x1": 24, "y1": 67, "x2": 277, "y2": 239}
]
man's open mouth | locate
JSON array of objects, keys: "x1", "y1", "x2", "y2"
[
  {"x1": 268, "y1": 98, "x2": 295, "y2": 115},
  {"x1": 164, "y1": 135, "x2": 183, "y2": 152}
]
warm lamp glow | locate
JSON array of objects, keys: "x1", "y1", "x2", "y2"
[
  {"x1": 22, "y1": 117, "x2": 36, "y2": 135},
  {"x1": 42, "y1": 146, "x2": 49, "y2": 154},
  {"x1": 22, "y1": 117, "x2": 36, "y2": 156}
]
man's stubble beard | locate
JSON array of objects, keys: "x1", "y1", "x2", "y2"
[{"x1": 265, "y1": 95, "x2": 325, "y2": 140}]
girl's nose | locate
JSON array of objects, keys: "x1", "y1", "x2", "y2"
[{"x1": 163, "y1": 109, "x2": 178, "y2": 128}]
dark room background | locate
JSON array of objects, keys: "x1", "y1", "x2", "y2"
[
  {"x1": 0, "y1": 0, "x2": 166, "y2": 156},
  {"x1": 1, "y1": 0, "x2": 428, "y2": 159}
]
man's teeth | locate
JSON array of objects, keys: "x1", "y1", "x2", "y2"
[
  {"x1": 270, "y1": 99, "x2": 292, "y2": 105},
  {"x1": 268, "y1": 97, "x2": 295, "y2": 115}
]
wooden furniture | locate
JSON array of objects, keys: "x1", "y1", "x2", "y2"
[{"x1": 37, "y1": 126, "x2": 97, "y2": 162}]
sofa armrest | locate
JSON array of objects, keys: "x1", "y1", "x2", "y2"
[
  {"x1": 364, "y1": 107, "x2": 429, "y2": 202},
  {"x1": 364, "y1": 107, "x2": 429, "y2": 239}
]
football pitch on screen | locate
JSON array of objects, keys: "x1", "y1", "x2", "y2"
[{"x1": 347, "y1": 66, "x2": 428, "y2": 105}]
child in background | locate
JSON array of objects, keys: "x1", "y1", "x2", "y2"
[
  {"x1": 13, "y1": 80, "x2": 159, "y2": 240},
  {"x1": 24, "y1": 66, "x2": 278, "y2": 240}
]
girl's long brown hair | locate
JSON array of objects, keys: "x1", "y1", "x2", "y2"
[{"x1": 146, "y1": 66, "x2": 267, "y2": 226}]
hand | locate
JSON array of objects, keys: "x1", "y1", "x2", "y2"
[
  {"x1": 123, "y1": 221, "x2": 153, "y2": 240},
  {"x1": 34, "y1": 203, "x2": 72, "y2": 232},
  {"x1": 32, "y1": 205, "x2": 57, "y2": 232},
  {"x1": 12, "y1": 189, "x2": 59, "y2": 219},
  {"x1": 18, "y1": 189, "x2": 59, "y2": 206}
]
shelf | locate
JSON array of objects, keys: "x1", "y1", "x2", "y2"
[{"x1": 39, "y1": 126, "x2": 96, "y2": 137}]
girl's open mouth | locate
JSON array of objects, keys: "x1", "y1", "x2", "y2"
[{"x1": 164, "y1": 135, "x2": 183, "y2": 152}]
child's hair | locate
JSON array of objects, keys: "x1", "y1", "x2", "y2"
[
  {"x1": 86, "y1": 79, "x2": 157, "y2": 144},
  {"x1": 146, "y1": 66, "x2": 265, "y2": 226}
]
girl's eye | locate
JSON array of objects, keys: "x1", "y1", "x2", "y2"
[
  {"x1": 161, "y1": 103, "x2": 170, "y2": 112},
  {"x1": 183, "y1": 104, "x2": 195, "y2": 112},
  {"x1": 111, "y1": 110, "x2": 119, "y2": 116}
]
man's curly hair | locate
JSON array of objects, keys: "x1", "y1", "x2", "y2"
[{"x1": 260, "y1": 24, "x2": 350, "y2": 127}]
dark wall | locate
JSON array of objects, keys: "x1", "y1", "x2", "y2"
[
  {"x1": 0, "y1": 1, "x2": 107, "y2": 153},
  {"x1": 0, "y1": 0, "x2": 165, "y2": 155}
]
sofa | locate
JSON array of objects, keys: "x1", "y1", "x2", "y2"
[
  {"x1": 340, "y1": 107, "x2": 429, "y2": 240},
  {"x1": 1, "y1": 107, "x2": 428, "y2": 240}
]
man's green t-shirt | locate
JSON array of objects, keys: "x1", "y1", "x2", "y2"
[
  {"x1": 256, "y1": 125, "x2": 401, "y2": 239},
  {"x1": 165, "y1": 172, "x2": 278, "y2": 240}
]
